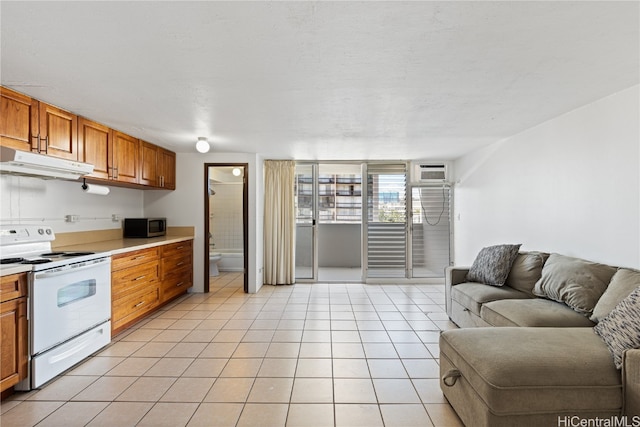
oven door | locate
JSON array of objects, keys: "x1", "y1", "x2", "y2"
[{"x1": 31, "y1": 257, "x2": 111, "y2": 355}]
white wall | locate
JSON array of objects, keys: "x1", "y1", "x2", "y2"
[
  {"x1": 144, "y1": 152, "x2": 264, "y2": 293},
  {"x1": 0, "y1": 174, "x2": 143, "y2": 232},
  {"x1": 453, "y1": 85, "x2": 640, "y2": 269}
]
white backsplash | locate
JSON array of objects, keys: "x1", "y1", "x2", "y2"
[{"x1": 0, "y1": 174, "x2": 144, "y2": 233}]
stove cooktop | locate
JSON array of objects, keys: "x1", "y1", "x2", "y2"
[{"x1": 1, "y1": 251, "x2": 97, "y2": 264}]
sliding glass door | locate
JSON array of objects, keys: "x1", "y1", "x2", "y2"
[
  {"x1": 410, "y1": 185, "x2": 452, "y2": 278},
  {"x1": 294, "y1": 164, "x2": 317, "y2": 281},
  {"x1": 295, "y1": 161, "x2": 451, "y2": 282},
  {"x1": 364, "y1": 163, "x2": 408, "y2": 279}
]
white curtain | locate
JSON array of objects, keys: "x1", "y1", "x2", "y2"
[{"x1": 263, "y1": 160, "x2": 296, "y2": 285}]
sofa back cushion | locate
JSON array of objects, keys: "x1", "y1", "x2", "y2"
[
  {"x1": 505, "y1": 252, "x2": 549, "y2": 295},
  {"x1": 532, "y1": 253, "x2": 617, "y2": 316},
  {"x1": 591, "y1": 268, "x2": 640, "y2": 323},
  {"x1": 466, "y1": 244, "x2": 521, "y2": 286}
]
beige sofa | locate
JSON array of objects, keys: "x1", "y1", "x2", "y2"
[{"x1": 440, "y1": 251, "x2": 640, "y2": 426}]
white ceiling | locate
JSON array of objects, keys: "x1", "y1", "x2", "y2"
[{"x1": 1, "y1": 1, "x2": 638, "y2": 160}]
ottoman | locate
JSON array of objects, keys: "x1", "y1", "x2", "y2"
[{"x1": 439, "y1": 327, "x2": 622, "y2": 427}]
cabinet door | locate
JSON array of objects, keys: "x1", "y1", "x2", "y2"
[
  {"x1": 112, "y1": 131, "x2": 140, "y2": 184},
  {"x1": 159, "y1": 148, "x2": 176, "y2": 190},
  {"x1": 139, "y1": 140, "x2": 159, "y2": 187},
  {"x1": 78, "y1": 117, "x2": 110, "y2": 180},
  {"x1": 0, "y1": 87, "x2": 38, "y2": 152},
  {"x1": 39, "y1": 102, "x2": 78, "y2": 160},
  {"x1": 0, "y1": 273, "x2": 27, "y2": 303},
  {"x1": 0, "y1": 297, "x2": 28, "y2": 392}
]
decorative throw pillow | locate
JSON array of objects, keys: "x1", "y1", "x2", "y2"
[
  {"x1": 466, "y1": 244, "x2": 522, "y2": 286},
  {"x1": 505, "y1": 251, "x2": 549, "y2": 295},
  {"x1": 591, "y1": 268, "x2": 640, "y2": 323},
  {"x1": 532, "y1": 254, "x2": 617, "y2": 316},
  {"x1": 594, "y1": 286, "x2": 640, "y2": 369}
]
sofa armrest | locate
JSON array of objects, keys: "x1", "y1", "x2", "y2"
[
  {"x1": 445, "y1": 266, "x2": 470, "y2": 317},
  {"x1": 446, "y1": 266, "x2": 470, "y2": 287},
  {"x1": 623, "y1": 348, "x2": 640, "y2": 416}
]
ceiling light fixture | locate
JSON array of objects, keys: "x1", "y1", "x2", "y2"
[
  {"x1": 195, "y1": 137, "x2": 210, "y2": 153},
  {"x1": 232, "y1": 167, "x2": 241, "y2": 176}
]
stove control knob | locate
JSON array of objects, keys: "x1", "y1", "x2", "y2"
[
  {"x1": 45, "y1": 229, "x2": 52, "y2": 235},
  {"x1": 38, "y1": 228, "x2": 44, "y2": 235}
]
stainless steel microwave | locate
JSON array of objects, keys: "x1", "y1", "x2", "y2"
[{"x1": 123, "y1": 218, "x2": 166, "y2": 238}]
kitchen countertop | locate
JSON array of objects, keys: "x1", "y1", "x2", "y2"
[
  {"x1": 54, "y1": 235, "x2": 194, "y2": 256},
  {"x1": 0, "y1": 264, "x2": 33, "y2": 276},
  {"x1": 0, "y1": 234, "x2": 195, "y2": 276}
]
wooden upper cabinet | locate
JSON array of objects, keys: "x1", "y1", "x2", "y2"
[
  {"x1": 78, "y1": 117, "x2": 110, "y2": 180},
  {"x1": 158, "y1": 148, "x2": 176, "y2": 190},
  {"x1": 0, "y1": 87, "x2": 38, "y2": 152},
  {"x1": 39, "y1": 102, "x2": 78, "y2": 160},
  {"x1": 112, "y1": 131, "x2": 140, "y2": 184},
  {"x1": 139, "y1": 140, "x2": 159, "y2": 187}
]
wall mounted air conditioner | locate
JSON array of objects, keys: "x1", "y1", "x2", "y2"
[{"x1": 412, "y1": 162, "x2": 449, "y2": 183}]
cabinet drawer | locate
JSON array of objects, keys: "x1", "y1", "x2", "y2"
[
  {"x1": 161, "y1": 253, "x2": 192, "y2": 273},
  {"x1": 0, "y1": 273, "x2": 27, "y2": 303},
  {"x1": 162, "y1": 269, "x2": 192, "y2": 301},
  {"x1": 111, "y1": 261, "x2": 159, "y2": 298},
  {"x1": 112, "y1": 286, "x2": 159, "y2": 329},
  {"x1": 161, "y1": 241, "x2": 192, "y2": 258},
  {"x1": 112, "y1": 247, "x2": 159, "y2": 271}
]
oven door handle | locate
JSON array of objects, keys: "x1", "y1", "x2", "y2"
[{"x1": 35, "y1": 260, "x2": 108, "y2": 279}]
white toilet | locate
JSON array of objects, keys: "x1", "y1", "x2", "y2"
[{"x1": 209, "y1": 252, "x2": 222, "y2": 276}]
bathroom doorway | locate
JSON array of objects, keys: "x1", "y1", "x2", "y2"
[{"x1": 204, "y1": 164, "x2": 249, "y2": 293}]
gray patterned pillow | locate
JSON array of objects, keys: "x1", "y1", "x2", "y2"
[
  {"x1": 594, "y1": 286, "x2": 640, "y2": 369},
  {"x1": 466, "y1": 244, "x2": 522, "y2": 286}
]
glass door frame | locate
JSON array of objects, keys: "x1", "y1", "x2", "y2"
[{"x1": 295, "y1": 162, "x2": 319, "y2": 282}]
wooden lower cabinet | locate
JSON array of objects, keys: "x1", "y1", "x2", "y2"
[
  {"x1": 160, "y1": 241, "x2": 193, "y2": 302},
  {"x1": 111, "y1": 240, "x2": 193, "y2": 336},
  {"x1": 0, "y1": 273, "x2": 28, "y2": 393},
  {"x1": 111, "y1": 247, "x2": 160, "y2": 335}
]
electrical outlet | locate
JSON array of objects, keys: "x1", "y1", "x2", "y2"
[
  {"x1": 65, "y1": 214, "x2": 80, "y2": 223},
  {"x1": 112, "y1": 214, "x2": 120, "y2": 222}
]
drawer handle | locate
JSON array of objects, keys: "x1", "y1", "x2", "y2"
[
  {"x1": 177, "y1": 262, "x2": 184, "y2": 266},
  {"x1": 134, "y1": 301, "x2": 145, "y2": 308},
  {"x1": 133, "y1": 275, "x2": 146, "y2": 281},
  {"x1": 442, "y1": 369, "x2": 461, "y2": 387},
  {"x1": 176, "y1": 282, "x2": 184, "y2": 287},
  {"x1": 133, "y1": 255, "x2": 146, "y2": 260},
  {"x1": 176, "y1": 246, "x2": 184, "y2": 250}
]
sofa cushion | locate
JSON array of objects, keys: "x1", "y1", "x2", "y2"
[
  {"x1": 466, "y1": 244, "x2": 522, "y2": 286},
  {"x1": 505, "y1": 251, "x2": 549, "y2": 296},
  {"x1": 451, "y1": 282, "x2": 531, "y2": 316},
  {"x1": 440, "y1": 327, "x2": 622, "y2": 417},
  {"x1": 481, "y1": 298, "x2": 596, "y2": 327},
  {"x1": 532, "y1": 253, "x2": 617, "y2": 315},
  {"x1": 591, "y1": 268, "x2": 640, "y2": 323},
  {"x1": 594, "y1": 287, "x2": 640, "y2": 369}
]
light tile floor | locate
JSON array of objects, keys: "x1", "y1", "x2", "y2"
[{"x1": 0, "y1": 272, "x2": 463, "y2": 427}]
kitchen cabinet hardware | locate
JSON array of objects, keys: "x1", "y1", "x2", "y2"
[
  {"x1": 134, "y1": 301, "x2": 144, "y2": 308},
  {"x1": 40, "y1": 135, "x2": 48, "y2": 154},
  {"x1": 133, "y1": 275, "x2": 146, "y2": 281}
]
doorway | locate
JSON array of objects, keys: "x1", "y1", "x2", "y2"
[
  {"x1": 295, "y1": 162, "x2": 363, "y2": 282},
  {"x1": 204, "y1": 164, "x2": 249, "y2": 293}
]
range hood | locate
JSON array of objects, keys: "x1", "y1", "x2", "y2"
[{"x1": 0, "y1": 146, "x2": 94, "y2": 180}]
